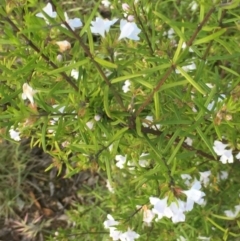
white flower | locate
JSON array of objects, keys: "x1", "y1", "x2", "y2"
[
  {"x1": 122, "y1": 80, "x2": 131, "y2": 93},
  {"x1": 142, "y1": 116, "x2": 161, "y2": 130},
  {"x1": 127, "y1": 15, "x2": 135, "y2": 22},
  {"x1": 90, "y1": 17, "x2": 118, "y2": 37},
  {"x1": 143, "y1": 208, "x2": 155, "y2": 225},
  {"x1": 163, "y1": 28, "x2": 175, "y2": 39},
  {"x1": 122, "y1": 3, "x2": 130, "y2": 12},
  {"x1": 168, "y1": 200, "x2": 186, "y2": 223},
  {"x1": 104, "y1": 214, "x2": 119, "y2": 229},
  {"x1": 220, "y1": 149, "x2": 233, "y2": 164},
  {"x1": 62, "y1": 12, "x2": 82, "y2": 31},
  {"x1": 236, "y1": 152, "x2": 240, "y2": 160},
  {"x1": 115, "y1": 155, "x2": 127, "y2": 169},
  {"x1": 56, "y1": 54, "x2": 63, "y2": 62},
  {"x1": 181, "y1": 174, "x2": 192, "y2": 186},
  {"x1": 218, "y1": 171, "x2": 228, "y2": 181},
  {"x1": 120, "y1": 228, "x2": 140, "y2": 241},
  {"x1": 224, "y1": 205, "x2": 240, "y2": 218},
  {"x1": 177, "y1": 236, "x2": 187, "y2": 241},
  {"x1": 71, "y1": 69, "x2": 79, "y2": 80},
  {"x1": 94, "y1": 114, "x2": 101, "y2": 121},
  {"x1": 22, "y1": 83, "x2": 37, "y2": 105},
  {"x1": 190, "y1": 1, "x2": 198, "y2": 11},
  {"x1": 110, "y1": 227, "x2": 122, "y2": 241},
  {"x1": 138, "y1": 153, "x2": 149, "y2": 167},
  {"x1": 101, "y1": 0, "x2": 111, "y2": 8},
  {"x1": 213, "y1": 140, "x2": 233, "y2": 164},
  {"x1": 56, "y1": 40, "x2": 71, "y2": 52},
  {"x1": 118, "y1": 19, "x2": 141, "y2": 41},
  {"x1": 182, "y1": 42, "x2": 194, "y2": 52},
  {"x1": 106, "y1": 180, "x2": 114, "y2": 193},
  {"x1": 213, "y1": 140, "x2": 228, "y2": 155},
  {"x1": 149, "y1": 196, "x2": 168, "y2": 220},
  {"x1": 86, "y1": 120, "x2": 94, "y2": 130},
  {"x1": 184, "y1": 137, "x2": 193, "y2": 146},
  {"x1": 198, "y1": 236, "x2": 211, "y2": 241},
  {"x1": 199, "y1": 171, "x2": 211, "y2": 187},
  {"x1": 36, "y1": 3, "x2": 57, "y2": 22},
  {"x1": 175, "y1": 62, "x2": 196, "y2": 74},
  {"x1": 182, "y1": 179, "x2": 205, "y2": 211},
  {"x1": 9, "y1": 127, "x2": 21, "y2": 141}
]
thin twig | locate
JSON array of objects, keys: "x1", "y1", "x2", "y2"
[
  {"x1": 4, "y1": 17, "x2": 79, "y2": 92},
  {"x1": 49, "y1": 0, "x2": 125, "y2": 110}
]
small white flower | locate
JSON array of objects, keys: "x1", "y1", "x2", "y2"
[
  {"x1": 90, "y1": 17, "x2": 118, "y2": 37},
  {"x1": 198, "y1": 236, "x2": 211, "y2": 241},
  {"x1": 127, "y1": 15, "x2": 135, "y2": 22},
  {"x1": 56, "y1": 40, "x2": 71, "y2": 52},
  {"x1": 101, "y1": 0, "x2": 111, "y2": 8},
  {"x1": 213, "y1": 140, "x2": 233, "y2": 164},
  {"x1": 22, "y1": 83, "x2": 37, "y2": 105},
  {"x1": 86, "y1": 120, "x2": 94, "y2": 130},
  {"x1": 109, "y1": 227, "x2": 122, "y2": 241},
  {"x1": 182, "y1": 42, "x2": 194, "y2": 52},
  {"x1": 122, "y1": 80, "x2": 131, "y2": 93},
  {"x1": 94, "y1": 114, "x2": 101, "y2": 121},
  {"x1": 36, "y1": 3, "x2": 57, "y2": 22},
  {"x1": 71, "y1": 69, "x2": 79, "y2": 80},
  {"x1": 190, "y1": 1, "x2": 198, "y2": 11},
  {"x1": 149, "y1": 196, "x2": 168, "y2": 220},
  {"x1": 175, "y1": 62, "x2": 196, "y2": 74},
  {"x1": 218, "y1": 171, "x2": 228, "y2": 180},
  {"x1": 224, "y1": 205, "x2": 240, "y2": 218},
  {"x1": 177, "y1": 236, "x2": 187, "y2": 241},
  {"x1": 56, "y1": 54, "x2": 63, "y2": 62},
  {"x1": 62, "y1": 12, "x2": 82, "y2": 31},
  {"x1": 106, "y1": 180, "x2": 114, "y2": 193},
  {"x1": 199, "y1": 171, "x2": 211, "y2": 187},
  {"x1": 118, "y1": 19, "x2": 141, "y2": 41},
  {"x1": 115, "y1": 155, "x2": 127, "y2": 169},
  {"x1": 235, "y1": 152, "x2": 240, "y2": 160},
  {"x1": 213, "y1": 140, "x2": 228, "y2": 155},
  {"x1": 120, "y1": 228, "x2": 140, "y2": 241},
  {"x1": 220, "y1": 149, "x2": 233, "y2": 164},
  {"x1": 163, "y1": 28, "x2": 175, "y2": 39},
  {"x1": 122, "y1": 3, "x2": 130, "y2": 12},
  {"x1": 104, "y1": 214, "x2": 119, "y2": 229},
  {"x1": 9, "y1": 127, "x2": 21, "y2": 141},
  {"x1": 182, "y1": 179, "x2": 205, "y2": 211},
  {"x1": 184, "y1": 137, "x2": 193, "y2": 146},
  {"x1": 181, "y1": 174, "x2": 192, "y2": 186}
]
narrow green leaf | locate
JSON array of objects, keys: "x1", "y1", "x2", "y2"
[
  {"x1": 193, "y1": 29, "x2": 226, "y2": 45},
  {"x1": 104, "y1": 86, "x2": 112, "y2": 118},
  {"x1": 176, "y1": 66, "x2": 206, "y2": 95},
  {"x1": 196, "y1": 127, "x2": 216, "y2": 157},
  {"x1": 108, "y1": 127, "x2": 129, "y2": 144},
  {"x1": 167, "y1": 137, "x2": 185, "y2": 164},
  {"x1": 111, "y1": 74, "x2": 143, "y2": 83},
  {"x1": 136, "y1": 116, "x2": 144, "y2": 137},
  {"x1": 154, "y1": 92, "x2": 160, "y2": 119},
  {"x1": 47, "y1": 59, "x2": 89, "y2": 75},
  {"x1": 80, "y1": 1, "x2": 100, "y2": 36},
  {"x1": 94, "y1": 57, "x2": 117, "y2": 68},
  {"x1": 173, "y1": 37, "x2": 184, "y2": 63},
  {"x1": 41, "y1": 117, "x2": 48, "y2": 152},
  {"x1": 219, "y1": 65, "x2": 239, "y2": 77},
  {"x1": 163, "y1": 129, "x2": 181, "y2": 154}
]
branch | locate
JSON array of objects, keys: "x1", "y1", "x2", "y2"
[{"x1": 4, "y1": 17, "x2": 79, "y2": 92}]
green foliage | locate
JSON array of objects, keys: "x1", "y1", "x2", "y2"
[{"x1": 1, "y1": 0, "x2": 240, "y2": 240}]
